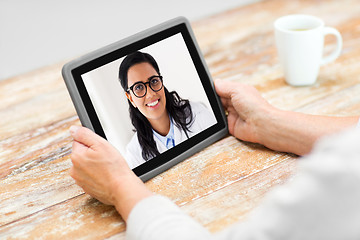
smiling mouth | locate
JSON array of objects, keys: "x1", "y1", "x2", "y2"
[{"x1": 146, "y1": 99, "x2": 159, "y2": 107}]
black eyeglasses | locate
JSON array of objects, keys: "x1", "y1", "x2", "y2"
[{"x1": 127, "y1": 75, "x2": 163, "y2": 98}]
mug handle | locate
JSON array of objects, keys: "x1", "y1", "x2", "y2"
[{"x1": 321, "y1": 27, "x2": 343, "y2": 65}]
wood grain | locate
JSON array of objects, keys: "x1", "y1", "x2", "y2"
[
  {"x1": 182, "y1": 158, "x2": 297, "y2": 233},
  {"x1": 0, "y1": 194, "x2": 125, "y2": 240},
  {"x1": 0, "y1": 156, "x2": 295, "y2": 239},
  {"x1": 1, "y1": 0, "x2": 360, "y2": 239},
  {"x1": 0, "y1": 116, "x2": 78, "y2": 179},
  {"x1": 0, "y1": 62, "x2": 76, "y2": 140}
]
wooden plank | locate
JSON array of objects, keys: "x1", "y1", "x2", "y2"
[
  {"x1": 182, "y1": 158, "x2": 296, "y2": 233},
  {"x1": 0, "y1": 62, "x2": 76, "y2": 140},
  {"x1": 294, "y1": 83, "x2": 360, "y2": 116},
  {"x1": 0, "y1": 153, "x2": 295, "y2": 239},
  {"x1": 0, "y1": 62, "x2": 66, "y2": 111},
  {"x1": 0, "y1": 116, "x2": 79, "y2": 179},
  {"x1": 0, "y1": 194, "x2": 125, "y2": 240},
  {"x1": 0, "y1": 155, "x2": 82, "y2": 226}
]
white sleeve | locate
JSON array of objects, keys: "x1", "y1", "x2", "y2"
[
  {"x1": 126, "y1": 195, "x2": 212, "y2": 240},
  {"x1": 357, "y1": 117, "x2": 360, "y2": 129},
  {"x1": 126, "y1": 129, "x2": 360, "y2": 240}
]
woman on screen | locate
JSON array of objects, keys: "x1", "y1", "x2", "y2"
[{"x1": 119, "y1": 51, "x2": 216, "y2": 169}]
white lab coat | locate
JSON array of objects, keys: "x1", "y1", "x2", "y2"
[{"x1": 125, "y1": 101, "x2": 217, "y2": 169}]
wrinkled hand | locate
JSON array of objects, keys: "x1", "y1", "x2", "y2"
[
  {"x1": 215, "y1": 80, "x2": 275, "y2": 144},
  {"x1": 69, "y1": 126, "x2": 132, "y2": 205},
  {"x1": 69, "y1": 126, "x2": 152, "y2": 221}
]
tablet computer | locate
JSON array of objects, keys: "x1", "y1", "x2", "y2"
[{"x1": 62, "y1": 16, "x2": 228, "y2": 181}]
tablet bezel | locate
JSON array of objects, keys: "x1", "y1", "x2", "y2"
[{"x1": 62, "y1": 17, "x2": 228, "y2": 181}]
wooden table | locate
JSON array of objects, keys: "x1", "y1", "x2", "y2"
[{"x1": 1, "y1": 0, "x2": 360, "y2": 238}]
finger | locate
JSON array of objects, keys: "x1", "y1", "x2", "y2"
[
  {"x1": 72, "y1": 139, "x2": 89, "y2": 153},
  {"x1": 214, "y1": 80, "x2": 238, "y2": 98},
  {"x1": 70, "y1": 126, "x2": 105, "y2": 148},
  {"x1": 220, "y1": 97, "x2": 233, "y2": 109},
  {"x1": 227, "y1": 113, "x2": 247, "y2": 139},
  {"x1": 227, "y1": 112, "x2": 238, "y2": 135},
  {"x1": 70, "y1": 167, "x2": 90, "y2": 189},
  {"x1": 70, "y1": 141, "x2": 89, "y2": 168}
]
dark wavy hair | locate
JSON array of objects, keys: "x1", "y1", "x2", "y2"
[{"x1": 119, "y1": 51, "x2": 193, "y2": 161}]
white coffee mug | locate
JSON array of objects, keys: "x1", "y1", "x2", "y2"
[{"x1": 274, "y1": 14, "x2": 342, "y2": 86}]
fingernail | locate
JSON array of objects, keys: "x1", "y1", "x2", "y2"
[{"x1": 70, "y1": 125, "x2": 80, "y2": 136}]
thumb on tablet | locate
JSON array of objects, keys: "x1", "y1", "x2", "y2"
[
  {"x1": 214, "y1": 79, "x2": 236, "y2": 98},
  {"x1": 70, "y1": 125, "x2": 102, "y2": 148}
]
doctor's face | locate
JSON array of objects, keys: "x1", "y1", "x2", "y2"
[{"x1": 126, "y1": 62, "x2": 167, "y2": 122}]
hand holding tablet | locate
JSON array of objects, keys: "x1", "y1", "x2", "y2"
[{"x1": 62, "y1": 17, "x2": 228, "y2": 181}]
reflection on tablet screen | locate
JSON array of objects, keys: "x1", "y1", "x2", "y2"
[{"x1": 81, "y1": 33, "x2": 217, "y2": 169}]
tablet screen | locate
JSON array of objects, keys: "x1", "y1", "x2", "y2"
[{"x1": 64, "y1": 18, "x2": 227, "y2": 180}]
